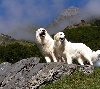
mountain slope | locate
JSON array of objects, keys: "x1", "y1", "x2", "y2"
[{"x1": 45, "y1": 6, "x2": 82, "y2": 34}]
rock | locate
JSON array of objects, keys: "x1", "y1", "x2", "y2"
[
  {"x1": 0, "y1": 57, "x2": 39, "y2": 89},
  {"x1": 0, "y1": 62, "x2": 12, "y2": 85},
  {"x1": 93, "y1": 59, "x2": 100, "y2": 67},
  {"x1": 79, "y1": 65, "x2": 94, "y2": 74},
  {"x1": 0, "y1": 57, "x2": 94, "y2": 89},
  {"x1": 93, "y1": 54, "x2": 100, "y2": 67},
  {"x1": 28, "y1": 63, "x2": 77, "y2": 89}
]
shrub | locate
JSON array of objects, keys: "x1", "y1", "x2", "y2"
[{"x1": 0, "y1": 42, "x2": 45, "y2": 63}]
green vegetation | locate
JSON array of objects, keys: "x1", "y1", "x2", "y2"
[
  {"x1": 0, "y1": 42, "x2": 45, "y2": 63},
  {"x1": 40, "y1": 67, "x2": 100, "y2": 89},
  {"x1": 0, "y1": 26, "x2": 100, "y2": 63},
  {"x1": 90, "y1": 19, "x2": 100, "y2": 26}
]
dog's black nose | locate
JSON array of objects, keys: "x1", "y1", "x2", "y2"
[{"x1": 42, "y1": 30, "x2": 45, "y2": 32}]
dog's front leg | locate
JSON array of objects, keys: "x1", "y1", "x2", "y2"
[
  {"x1": 61, "y1": 57, "x2": 66, "y2": 62},
  {"x1": 65, "y1": 54, "x2": 73, "y2": 64},
  {"x1": 77, "y1": 57, "x2": 84, "y2": 65},
  {"x1": 45, "y1": 57, "x2": 51, "y2": 62},
  {"x1": 67, "y1": 58, "x2": 73, "y2": 64},
  {"x1": 51, "y1": 52, "x2": 57, "y2": 62}
]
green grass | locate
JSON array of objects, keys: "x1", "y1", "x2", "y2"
[{"x1": 40, "y1": 67, "x2": 100, "y2": 89}]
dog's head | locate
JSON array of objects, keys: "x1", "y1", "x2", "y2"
[
  {"x1": 54, "y1": 32, "x2": 66, "y2": 42},
  {"x1": 36, "y1": 28, "x2": 47, "y2": 38}
]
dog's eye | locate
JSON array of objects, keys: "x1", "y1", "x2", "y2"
[{"x1": 60, "y1": 34, "x2": 62, "y2": 35}]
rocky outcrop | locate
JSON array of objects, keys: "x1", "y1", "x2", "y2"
[{"x1": 0, "y1": 57, "x2": 94, "y2": 89}]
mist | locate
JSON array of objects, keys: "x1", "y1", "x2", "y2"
[
  {"x1": 0, "y1": 0, "x2": 65, "y2": 41},
  {"x1": 46, "y1": 0, "x2": 100, "y2": 35},
  {"x1": 0, "y1": 0, "x2": 100, "y2": 41},
  {"x1": 84, "y1": 0, "x2": 100, "y2": 16}
]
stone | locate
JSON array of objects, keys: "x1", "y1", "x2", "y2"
[{"x1": 0, "y1": 57, "x2": 94, "y2": 89}]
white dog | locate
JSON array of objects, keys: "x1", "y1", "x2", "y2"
[
  {"x1": 36, "y1": 28, "x2": 57, "y2": 62},
  {"x1": 54, "y1": 32, "x2": 94, "y2": 65}
]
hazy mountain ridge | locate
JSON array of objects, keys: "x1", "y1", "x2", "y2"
[
  {"x1": 0, "y1": 6, "x2": 100, "y2": 42},
  {"x1": 0, "y1": 33, "x2": 15, "y2": 45},
  {"x1": 55, "y1": 6, "x2": 81, "y2": 22},
  {"x1": 45, "y1": 6, "x2": 85, "y2": 34},
  {"x1": 56, "y1": 7, "x2": 79, "y2": 20},
  {"x1": 0, "y1": 33, "x2": 35, "y2": 46}
]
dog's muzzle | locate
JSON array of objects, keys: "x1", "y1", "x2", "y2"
[
  {"x1": 59, "y1": 37, "x2": 65, "y2": 41},
  {"x1": 40, "y1": 30, "x2": 46, "y2": 37}
]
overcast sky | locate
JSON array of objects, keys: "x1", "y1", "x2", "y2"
[
  {"x1": 0, "y1": 0, "x2": 100, "y2": 40},
  {"x1": 0, "y1": 0, "x2": 89, "y2": 26}
]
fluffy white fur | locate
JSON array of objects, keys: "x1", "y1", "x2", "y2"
[
  {"x1": 92, "y1": 50, "x2": 100, "y2": 61},
  {"x1": 95, "y1": 50, "x2": 100, "y2": 55},
  {"x1": 36, "y1": 28, "x2": 57, "y2": 62},
  {"x1": 54, "y1": 32, "x2": 94, "y2": 65}
]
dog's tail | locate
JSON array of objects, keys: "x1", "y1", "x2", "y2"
[{"x1": 91, "y1": 51, "x2": 100, "y2": 62}]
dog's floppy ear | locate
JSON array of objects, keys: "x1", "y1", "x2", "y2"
[
  {"x1": 36, "y1": 30, "x2": 39, "y2": 38},
  {"x1": 54, "y1": 33, "x2": 59, "y2": 41}
]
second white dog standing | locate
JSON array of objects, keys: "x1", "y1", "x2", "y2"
[{"x1": 54, "y1": 32, "x2": 94, "y2": 65}]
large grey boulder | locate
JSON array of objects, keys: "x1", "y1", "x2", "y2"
[{"x1": 0, "y1": 57, "x2": 94, "y2": 89}]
